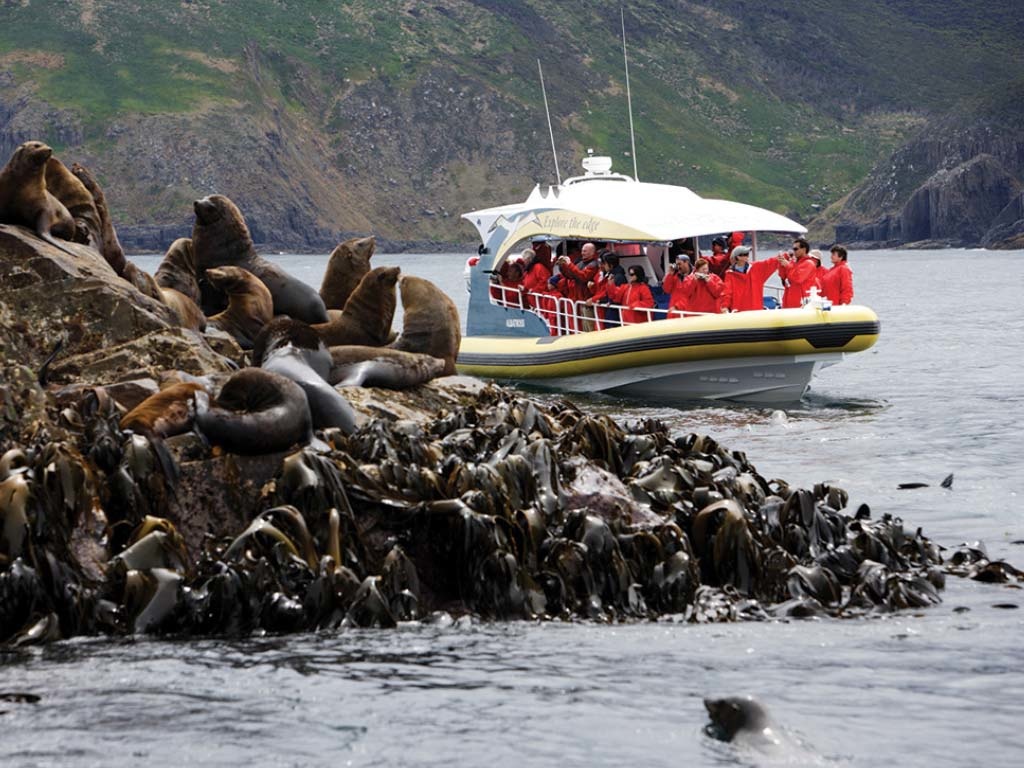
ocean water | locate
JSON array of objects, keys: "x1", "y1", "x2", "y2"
[{"x1": 3, "y1": 249, "x2": 1022, "y2": 767}]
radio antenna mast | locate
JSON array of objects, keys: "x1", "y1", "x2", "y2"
[
  {"x1": 537, "y1": 59, "x2": 562, "y2": 185},
  {"x1": 621, "y1": 8, "x2": 639, "y2": 181}
]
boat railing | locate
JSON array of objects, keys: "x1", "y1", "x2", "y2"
[{"x1": 490, "y1": 286, "x2": 721, "y2": 336}]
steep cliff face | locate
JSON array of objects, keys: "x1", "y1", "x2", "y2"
[{"x1": 833, "y1": 89, "x2": 1024, "y2": 248}]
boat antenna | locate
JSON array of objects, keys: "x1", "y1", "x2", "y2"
[
  {"x1": 621, "y1": 8, "x2": 639, "y2": 181},
  {"x1": 538, "y1": 58, "x2": 562, "y2": 185}
]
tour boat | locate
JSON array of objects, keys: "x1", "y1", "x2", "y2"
[{"x1": 456, "y1": 156, "x2": 879, "y2": 404}]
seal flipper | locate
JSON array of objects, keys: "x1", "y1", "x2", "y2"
[{"x1": 34, "y1": 213, "x2": 79, "y2": 258}]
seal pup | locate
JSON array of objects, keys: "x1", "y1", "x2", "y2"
[
  {"x1": 194, "y1": 368, "x2": 312, "y2": 455},
  {"x1": 0, "y1": 141, "x2": 78, "y2": 256},
  {"x1": 191, "y1": 194, "x2": 329, "y2": 324},
  {"x1": 328, "y1": 346, "x2": 446, "y2": 389},
  {"x1": 313, "y1": 265, "x2": 399, "y2": 347},
  {"x1": 320, "y1": 235, "x2": 375, "y2": 311},
  {"x1": 388, "y1": 274, "x2": 461, "y2": 375},
  {"x1": 120, "y1": 382, "x2": 206, "y2": 438},
  {"x1": 253, "y1": 318, "x2": 357, "y2": 434},
  {"x1": 204, "y1": 266, "x2": 273, "y2": 349}
]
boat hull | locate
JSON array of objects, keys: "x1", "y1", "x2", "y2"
[{"x1": 456, "y1": 305, "x2": 879, "y2": 404}]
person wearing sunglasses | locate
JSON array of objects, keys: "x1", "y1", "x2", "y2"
[
  {"x1": 777, "y1": 237, "x2": 821, "y2": 308},
  {"x1": 720, "y1": 246, "x2": 779, "y2": 312},
  {"x1": 607, "y1": 264, "x2": 656, "y2": 324}
]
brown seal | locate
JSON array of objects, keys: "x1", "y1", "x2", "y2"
[
  {"x1": 155, "y1": 238, "x2": 201, "y2": 303},
  {"x1": 44, "y1": 157, "x2": 101, "y2": 247},
  {"x1": 193, "y1": 367, "x2": 312, "y2": 455},
  {"x1": 192, "y1": 194, "x2": 328, "y2": 323},
  {"x1": 70, "y1": 162, "x2": 127, "y2": 275},
  {"x1": 313, "y1": 266, "x2": 399, "y2": 347},
  {"x1": 319, "y1": 235, "x2": 375, "y2": 311},
  {"x1": 389, "y1": 275, "x2": 461, "y2": 375},
  {"x1": 120, "y1": 382, "x2": 205, "y2": 438},
  {"x1": 0, "y1": 141, "x2": 77, "y2": 255},
  {"x1": 327, "y1": 345, "x2": 446, "y2": 389},
  {"x1": 205, "y1": 266, "x2": 273, "y2": 349}
]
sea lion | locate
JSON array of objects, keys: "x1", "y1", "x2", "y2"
[
  {"x1": 319, "y1": 235, "x2": 375, "y2": 311},
  {"x1": 44, "y1": 157, "x2": 100, "y2": 247},
  {"x1": 204, "y1": 266, "x2": 273, "y2": 349},
  {"x1": 328, "y1": 345, "x2": 446, "y2": 389},
  {"x1": 69, "y1": 162, "x2": 126, "y2": 274},
  {"x1": 313, "y1": 265, "x2": 399, "y2": 347},
  {"x1": 253, "y1": 317, "x2": 357, "y2": 433},
  {"x1": 191, "y1": 194, "x2": 329, "y2": 324},
  {"x1": 0, "y1": 141, "x2": 78, "y2": 256},
  {"x1": 389, "y1": 274, "x2": 461, "y2": 375},
  {"x1": 703, "y1": 696, "x2": 777, "y2": 744},
  {"x1": 155, "y1": 238, "x2": 201, "y2": 303},
  {"x1": 120, "y1": 382, "x2": 205, "y2": 438},
  {"x1": 194, "y1": 367, "x2": 312, "y2": 455}
]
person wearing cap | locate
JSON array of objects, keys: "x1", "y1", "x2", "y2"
[
  {"x1": 808, "y1": 249, "x2": 828, "y2": 284},
  {"x1": 820, "y1": 244, "x2": 854, "y2": 305},
  {"x1": 661, "y1": 255, "x2": 693, "y2": 316},
  {"x1": 706, "y1": 236, "x2": 731, "y2": 278},
  {"x1": 777, "y1": 237, "x2": 821, "y2": 308},
  {"x1": 720, "y1": 246, "x2": 779, "y2": 312}
]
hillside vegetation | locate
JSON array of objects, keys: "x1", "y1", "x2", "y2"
[{"x1": 1, "y1": 1, "x2": 1022, "y2": 249}]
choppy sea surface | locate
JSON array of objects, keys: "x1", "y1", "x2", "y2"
[{"x1": 4, "y1": 249, "x2": 1023, "y2": 767}]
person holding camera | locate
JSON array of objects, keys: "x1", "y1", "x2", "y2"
[
  {"x1": 777, "y1": 237, "x2": 821, "y2": 308},
  {"x1": 662, "y1": 256, "x2": 693, "y2": 317},
  {"x1": 679, "y1": 257, "x2": 724, "y2": 315}
]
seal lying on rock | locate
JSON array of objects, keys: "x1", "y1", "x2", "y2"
[
  {"x1": 192, "y1": 194, "x2": 328, "y2": 324},
  {"x1": 253, "y1": 318, "x2": 357, "y2": 433},
  {"x1": 205, "y1": 266, "x2": 273, "y2": 349},
  {"x1": 120, "y1": 382, "x2": 206, "y2": 438},
  {"x1": 328, "y1": 346, "x2": 446, "y2": 389},
  {"x1": 313, "y1": 266, "x2": 399, "y2": 347},
  {"x1": 0, "y1": 141, "x2": 78, "y2": 256},
  {"x1": 389, "y1": 275, "x2": 462, "y2": 375},
  {"x1": 194, "y1": 367, "x2": 312, "y2": 455},
  {"x1": 319, "y1": 235, "x2": 375, "y2": 311}
]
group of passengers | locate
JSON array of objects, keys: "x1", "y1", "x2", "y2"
[{"x1": 490, "y1": 235, "x2": 854, "y2": 331}]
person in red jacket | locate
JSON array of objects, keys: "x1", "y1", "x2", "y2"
[
  {"x1": 608, "y1": 265, "x2": 656, "y2": 324},
  {"x1": 661, "y1": 256, "x2": 693, "y2": 317},
  {"x1": 777, "y1": 238, "x2": 821, "y2": 308},
  {"x1": 586, "y1": 251, "x2": 627, "y2": 328},
  {"x1": 720, "y1": 246, "x2": 779, "y2": 312},
  {"x1": 518, "y1": 248, "x2": 560, "y2": 333},
  {"x1": 706, "y1": 237, "x2": 731, "y2": 278},
  {"x1": 681, "y1": 258, "x2": 724, "y2": 314},
  {"x1": 820, "y1": 244, "x2": 854, "y2": 305},
  {"x1": 489, "y1": 258, "x2": 524, "y2": 306}
]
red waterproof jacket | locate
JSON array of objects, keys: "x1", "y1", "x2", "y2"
[
  {"x1": 721, "y1": 259, "x2": 779, "y2": 312},
  {"x1": 779, "y1": 255, "x2": 821, "y2": 308},
  {"x1": 521, "y1": 261, "x2": 552, "y2": 296},
  {"x1": 681, "y1": 273, "x2": 724, "y2": 314},
  {"x1": 820, "y1": 261, "x2": 854, "y2": 305},
  {"x1": 661, "y1": 270, "x2": 691, "y2": 313},
  {"x1": 607, "y1": 281, "x2": 655, "y2": 324},
  {"x1": 556, "y1": 256, "x2": 600, "y2": 302},
  {"x1": 707, "y1": 251, "x2": 730, "y2": 278}
]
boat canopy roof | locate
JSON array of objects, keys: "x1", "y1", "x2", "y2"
[{"x1": 462, "y1": 174, "x2": 807, "y2": 268}]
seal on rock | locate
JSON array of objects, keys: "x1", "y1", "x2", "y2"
[
  {"x1": 253, "y1": 317, "x2": 357, "y2": 433},
  {"x1": 120, "y1": 382, "x2": 206, "y2": 438},
  {"x1": 328, "y1": 346, "x2": 446, "y2": 389},
  {"x1": 0, "y1": 141, "x2": 77, "y2": 255},
  {"x1": 313, "y1": 266, "x2": 399, "y2": 347},
  {"x1": 194, "y1": 367, "x2": 312, "y2": 455},
  {"x1": 204, "y1": 266, "x2": 273, "y2": 349},
  {"x1": 155, "y1": 238, "x2": 201, "y2": 303},
  {"x1": 43, "y1": 157, "x2": 101, "y2": 247},
  {"x1": 69, "y1": 162, "x2": 127, "y2": 275},
  {"x1": 192, "y1": 194, "x2": 328, "y2": 324},
  {"x1": 389, "y1": 275, "x2": 461, "y2": 375},
  {"x1": 320, "y1": 235, "x2": 375, "y2": 311}
]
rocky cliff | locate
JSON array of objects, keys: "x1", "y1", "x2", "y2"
[{"x1": 832, "y1": 86, "x2": 1024, "y2": 249}]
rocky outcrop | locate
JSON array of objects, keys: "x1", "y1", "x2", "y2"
[{"x1": 833, "y1": 92, "x2": 1024, "y2": 249}]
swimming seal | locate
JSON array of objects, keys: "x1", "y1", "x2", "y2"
[
  {"x1": 328, "y1": 346, "x2": 446, "y2": 389},
  {"x1": 253, "y1": 318, "x2": 357, "y2": 433},
  {"x1": 313, "y1": 265, "x2": 399, "y2": 347},
  {"x1": 0, "y1": 141, "x2": 78, "y2": 256},
  {"x1": 192, "y1": 194, "x2": 328, "y2": 324},
  {"x1": 320, "y1": 235, "x2": 375, "y2": 311},
  {"x1": 703, "y1": 696, "x2": 776, "y2": 743},
  {"x1": 388, "y1": 275, "x2": 461, "y2": 375},
  {"x1": 205, "y1": 266, "x2": 273, "y2": 349},
  {"x1": 194, "y1": 368, "x2": 312, "y2": 454}
]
